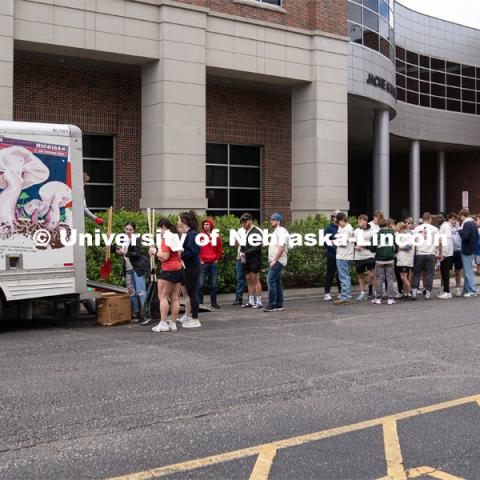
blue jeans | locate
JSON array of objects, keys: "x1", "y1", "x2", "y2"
[
  {"x1": 461, "y1": 254, "x2": 477, "y2": 294},
  {"x1": 198, "y1": 262, "x2": 218, "y2": 304},
  {"x1": 268, "y1": 262, "x2": 285, "y2": 308},
  {"x1": 235, "y1": 259, "x2": 246, "y2": 301},
  {"x1": 336, "y1": 259, "x2": 352, "y2": 301},
  {"x1": 125, "y1": 269, "x2": 147, "y2": 314}
]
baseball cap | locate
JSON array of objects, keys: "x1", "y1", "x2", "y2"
[
  {"x1": 240, "y1": 213, "x2": 253, "y2": 223},
  {"x1": 269, "y1": 213, "x2": 283, "y2": 222}
]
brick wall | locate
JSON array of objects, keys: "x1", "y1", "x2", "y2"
[
  {"x1": 446, "y1": 151, "x2": 480, "y2": 215},
  {"x1": 177, "y1": 0, "x2": 347, "y2": 36},
  {"x1": 13, "y1": 62, "x2": 141, "y2": 211},
  {"x1": 207, "y1": 85, "x2": 292, "y2": 221}
]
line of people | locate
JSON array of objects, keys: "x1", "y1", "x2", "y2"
[{"x1": 326, "y1": 209, "x2": 480, "y2": 306}]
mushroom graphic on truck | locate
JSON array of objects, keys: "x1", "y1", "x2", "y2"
[{"x1": 0, "y1": 138, "x2": 73, "y2": 251}]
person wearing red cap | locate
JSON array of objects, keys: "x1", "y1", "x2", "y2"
[{"x1": 198, "y1": 218, "x2": 223, "y2": 310}]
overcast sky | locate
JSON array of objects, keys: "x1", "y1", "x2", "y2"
[{"x1": 397, "y1": 0, "x2": 480, "y2": 29}]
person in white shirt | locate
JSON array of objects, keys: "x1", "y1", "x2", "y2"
[
  {"x1": 354, "y1": 214, "x2": 375, "y2": 301},
  {"x1": 264, "y1": 213, "x2": 289, "y2": 312},
  {"x1": 412, "y1": 212, "x2": 439, "y2": 300},
  {"x1": 437, "y1": 213, "x2": 455, "y2": 299},
  {"x1": 368, "y1": 210, "x2": 384, "y2": 232},
  {"x1": 334, "y1": 212, "x2": 355, "y2": 305},
  {"x1": 395, "y1": 222, "x2": 415, "y2": 299}
]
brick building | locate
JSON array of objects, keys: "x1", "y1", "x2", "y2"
[{"x1": 1, "y1": 0, "x2": 479, "y2": 221}]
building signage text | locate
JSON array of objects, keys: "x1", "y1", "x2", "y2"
[{"x1": 366, "y1": 73, "x2": 397, "y2": 99}]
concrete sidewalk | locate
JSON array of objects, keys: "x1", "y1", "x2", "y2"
[{"x1": 213, "y1": 276, "x2": 480, "y2": 307}]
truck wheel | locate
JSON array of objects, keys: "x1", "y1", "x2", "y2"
[{"x1": 83, "y1": 299, "x2": 96, "y2": 315}]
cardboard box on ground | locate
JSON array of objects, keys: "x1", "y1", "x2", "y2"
[{"x1": 96, "y1": 292, "x2": 131, "y2": 326}]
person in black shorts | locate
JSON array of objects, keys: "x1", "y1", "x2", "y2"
[{"x1": 239, "y1": 213, "x2": 263, "y2": 309}]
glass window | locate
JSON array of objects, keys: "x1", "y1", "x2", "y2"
[
  {"x1": 462, "y1": 65, "x2": 476, "y2": 78},
  {"x1": 431, "y1": 58, "x2": 445, "y2": 71},
  {"x1": 396, "y1": 60, "x2": 406, "y2": 74},
  {"x1": 348, "y1": 22, "x2": 363, "y2": 44},
  {"x1": 397, "y1": 88, "x2": 406, "y2": 101},
  {"x1": 406, "y1": 64, "x2": 418, "y2": 78},
  {"x1": 407, "y1": 91, "x2": 419, "y2": 105},
  {"x1": 348, "y1": 2, "x2": 362, "y2": 23},
  {"x1": 230, "y1": 189, "x2": 261, "y2": 210},
  {"x1": 230, "y1": 167, "x2": 260, "y2": 188},
  {"x1": 379, "y1": 18, "x2": 389, "y2": 38},
  {"x1": 230, "y1": 145, "x2": 261, "y2": 166},
  {"x1": 462, "y1": 77, "x2": 475, "y2": 90},
  {"x1": 463, "y1": 102, "x2": 476, "y2": 114},
  {"x1": 406, "y1": 51, "x2": 418, "y2": 65},
  {"x1": 447, "y1": 74, "x2": 460, "y2": 87},
  {"x1": 462, "y1": 89, "x2": 475, "y2": 102},
  {"x1": 256, "y1": 0, "x2": 282, "y2": 5},
  {"x1": 83, "y1": 135, "x2": 113, "y2": 159},
  {"x1": 447, "y1": 86, "x2": 461, "y2": 100},
  {"x1": 363, "y1": 29, "x2": 379, "y2": 51},
  {"x1": 446, "y1": 62, "x2": 461, "y2": 74},
  {"x1": 379, "y1": 37, "x2": 390, "y2": 58},
  {"x1": 407, "y1": 77, "x2": 419, "y2": 92},
  {"x1": 419, "y1": 81, "x2": 430, "y2": 94},
  {"x1": 420, "y1": 55, "x2": 430, "y2": 68},
  {"x1": 379, "y1": 0, "x2": 389, "y2": 18},
  {"x1": 206, "y1": 166, "x2": 227, "y2": 187},
  {"x1": 431, "y1": 71, "x2": 446, "y2": 84},
  {"x1": 431, "y1": 83, "x2": 446, "y2": 97},
  {"x1": 447, "y1": 99, "x2": 461, "y2": 112},
  {"x1": 420, "y1": 95, "x2": 430, "y2": 108},
  {"x1": 206, "y1": 143, "x2": 228, "y2": 164},
  {"x1": 396, "y1": 46, "x2": 406, "y2": 61},
  {"x1": 419, "y1": 68, "x2": 430, "y2": 82},
  {"x1": 396, "y1": 74, "x2": 406, "y2": 89},
  {"x1": 83, "y1": 159, "x2": 113, "y2": 184},
  {"x1": 84, "y1": 185, "x2": 113, "y2": 210},
  {"x1": 83, "y1": 134, "x2": 114, "y2": 210},
  {"x1": 431, "y1": 96, "x2": 446, "y2": 110},
  {"x1": 363, "y1": 0, "x2": 378, "y2": 11},
  {"x1": 363, "y1": 8, "x2": 379, "y2": 30},
  {"x1": 206, "y1": 188, "x2": 228, "y2": 209},
  {"x1": 206, "y1": 143, "x2": 261, "y2": 217}
]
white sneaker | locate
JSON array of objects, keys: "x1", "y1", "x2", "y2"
[
  {"x1": 388, "y1": 299, "x2": 396, "y2": 305},
  {"x1": 167, "y1": 321, "x2": 177, "y2": 332},
  {"x1": 356, "y1": 292, "x2": 367, "y2": 301},
  {"x1": 455, "y1": 288, "x2": 463, "y2": 297},
  {"x1": 324, "y1": 294, "x2": 333, "y2": 301},
  {"x1": 152, "y1": 321, "x2": 170, "y2": 332},
  {"x1": 464, "y1": 292, "x2": 476, "y2": 298},
  {"x1": 371, "y1": 298, "x2": 381, "y2": 305},
  {"x1": 178, "y1": 314, "x2": 191, "y2": 324},
  {"x1": 252, "y1": 303, "x2": 263, "y2": 309},
  {"x1": 182, "y1": 318, "x2": 202, "y2": 329},
  {"x1": 437, "y1": 292, "x2": 452, "y2": 300}
]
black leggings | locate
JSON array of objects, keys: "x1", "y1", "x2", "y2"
[
  {"x1": 324, "y1": 255, "x2": 340, "y2": 294},
  {"x1": 184, "y1": 263, "x2": 200, "y2": 319},
  {"x1": 440, "y1": 256, "x2": 454, "y2": 293}
]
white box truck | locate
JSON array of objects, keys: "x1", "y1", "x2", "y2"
[{"x1": 0, "y1": 121, "x2": 88, "y2": 319}]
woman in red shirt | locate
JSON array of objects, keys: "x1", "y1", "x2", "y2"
[{"x1": 149, "y1": 219, "x2": 184, "y2": 332}]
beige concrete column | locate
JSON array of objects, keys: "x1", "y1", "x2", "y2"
[
  {"x1": 140, "y1": 5, "x2": 207, "y2": 213},
  {"x1": 0, "y1": 0, "x2": 14, "y2": 120},
  {"x1": 291, "y1": 34, "x2": 349, "y2": 219}
]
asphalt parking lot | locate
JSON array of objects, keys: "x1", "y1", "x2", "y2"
[{"x1": 1, "y1": 295, "x2": 480, "y2": 480}]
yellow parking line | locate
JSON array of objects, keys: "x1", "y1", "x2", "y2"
[
  {"x1": 382, "y1": 419, "x2": 406, "y2": 480},
  {"x1": 249, "y1": 446, "x2": 277, "y2": 480},
  {"x1": 406, "y1": 466, "x2": 464, "y2": 480},
  {"x1": 106, "y1": 393, "x2": 480, "y2": 480}
]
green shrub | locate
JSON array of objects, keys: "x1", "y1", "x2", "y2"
[{"x1": 85, "y1": 211, "x2": 359, "y2": 292}]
